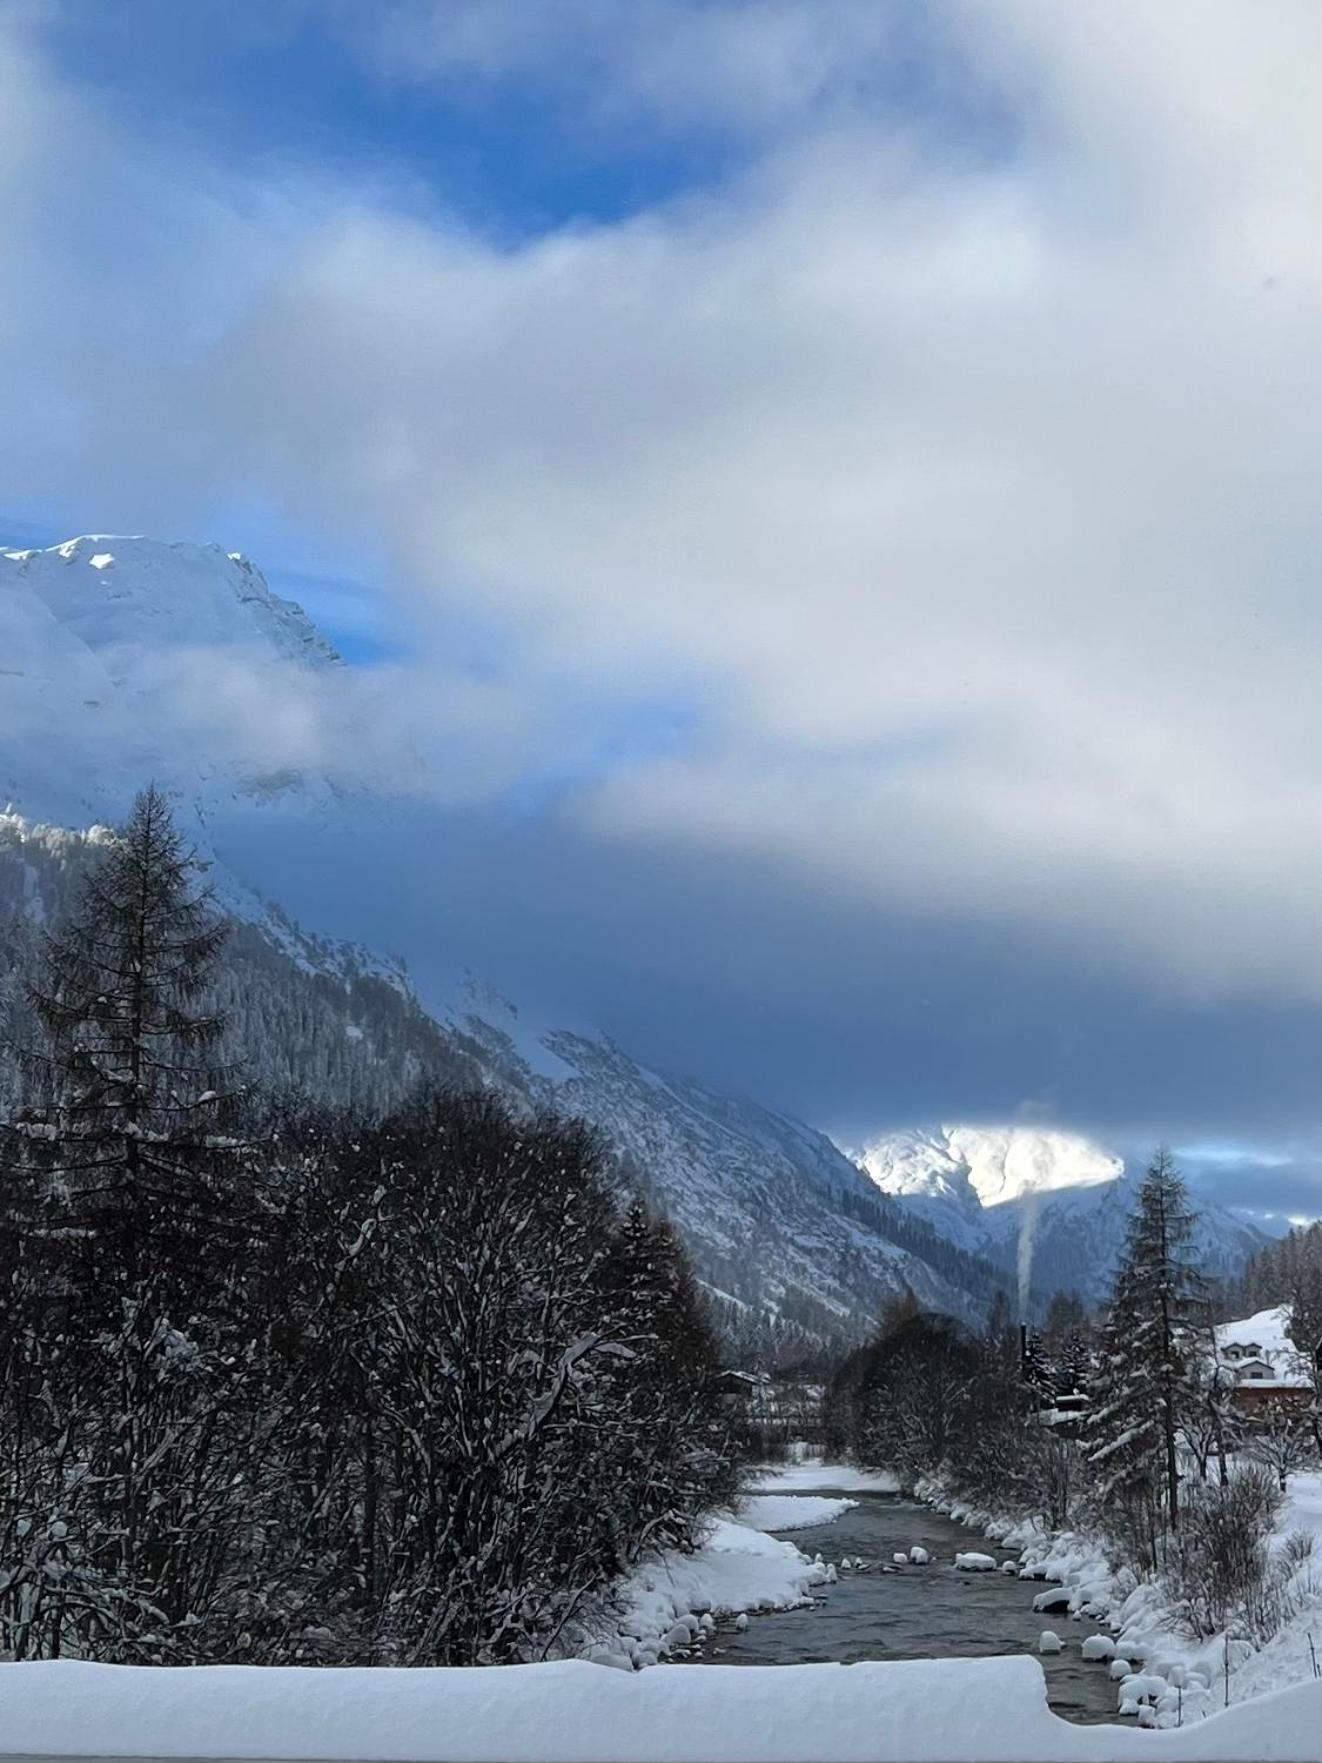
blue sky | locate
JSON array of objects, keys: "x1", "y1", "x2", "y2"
[
  {"x1": 5, "y1": 1, "x2": 1322, "y2": 1216},
  {"x1": 44, "y1": 1, "x2": 739, "y2": 235}
]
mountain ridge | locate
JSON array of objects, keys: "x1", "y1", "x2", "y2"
[
  {"x1": 0, "y1": 521, "x2": 1013, "y2": 1347},
  {"x1": 0, "y1": 533, "x2": 1261, "y2": 1339},
  {"x1": 853, "y1": 1122, "x2": 1267, "y2": 1306}
]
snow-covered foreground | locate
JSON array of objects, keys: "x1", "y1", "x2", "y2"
[{"x1": 1, "y1": 1655, "x2": 1318, "y2": 1761}]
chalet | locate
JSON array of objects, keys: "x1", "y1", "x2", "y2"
[
  {"x1": 711, "y1": 1368, "x2": 768, "y2": 1410},
  {"x1": 1212, "y1": 1306, "x2": 1314, "y2": 1420}
]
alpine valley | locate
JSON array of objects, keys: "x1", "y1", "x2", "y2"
[{"x1": 0, "y1": 537, "x2": 1265, "y2": 1347}]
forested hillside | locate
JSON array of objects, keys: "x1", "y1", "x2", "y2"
[{"x1": 0, "y1": 811, "x2": 1010, "y2": 1351}]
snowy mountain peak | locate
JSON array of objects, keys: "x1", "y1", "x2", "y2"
[
  {"x1": 0, "y1": 535, "x2": 347, "y2": 828},
  {"x1": 856, "y1": 1123, "x2": 1123, "y2": 1211},
  {"x1": 2, "y1": 536, "x2": 342, "y2": 675}
]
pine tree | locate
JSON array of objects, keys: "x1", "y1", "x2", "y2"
[
  {"x1": 1022, "y1": 1327, "x2": 1054, "y2": 1402},
  {"x1": 1058, "y1": 1328, "x2": 1092, "y2": 1399},
  {"x1": 1087, "y1": 1148, "x2": 1203, "y2": 1552}
]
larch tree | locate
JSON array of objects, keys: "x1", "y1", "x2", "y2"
[
  {"x1": 0, "y1": 787, "x2": 261, "y2": 1658},
  {"x1": 1087, "y1": 1148, "x2": 1204, "y2": 1556},
  {"x1": 12, "y1": 785, "x2": 249, "y2": 1294}
]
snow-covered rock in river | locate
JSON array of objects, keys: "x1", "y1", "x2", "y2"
[
  {"x1": 1119, "y1": 1672, "x2": 1169, "y2": 1708},
  {"x1": 1038, "y1": 1631, "x2": 1063, "y2": 1654},
  {"x1": 954, "y1": 1552, "x2": 998, "y2": 1572},
  {"x1": 1032, "y1": 1587, "x2": 1073, "y2": 1613}
]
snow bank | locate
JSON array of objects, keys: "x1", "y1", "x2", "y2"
[
  {"x1": 576, "y1": 1517, "x2": 826, "y2": 1669},
  {"x1": 2, "y1": 1657, "x2": 1319, "y2": 1761},
  {"x1": 919, "y1": 1466, "x2": 1322, "y2": 1728},
  {"x1": 1204, "y1": 1472, "x2": 1322, "y2": 1713},
  {"x1": 746, "y1": 1460, "x2": 900, "y2": 1493},
  {"x1": 739, "y1": 1493, "x2": 856, "y2": 1531}
]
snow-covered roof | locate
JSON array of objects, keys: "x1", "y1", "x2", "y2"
[{"x1": 1214, "y1": 1307, "x2": 1312, "y2": 1390}]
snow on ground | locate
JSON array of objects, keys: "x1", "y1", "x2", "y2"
[
  {"x1": 746, "y1": 1460, "x2": 900, "y2": 1493},
  {"x1": 1, "y1": 1655, "x2": 1319, "y2": 1761},
  {"x1": 1279, "y1": 1469, "x2": 1322, "y2": 1546},
  {"x1": 1217, "y1": 1471, "x2": 1322, "y2": 1709},
  {"x1": 921, "y1": 1467, "x2": 1322, "y2": 1729},
  {"x1": 738, "y1": 1493, "x2": 856, "y2": 1530},
  {"x1": 565, "y1": 1465, "x2": 873, "y2": 1670},
  {"x1": 571, "y1": 1516, "x2": 829, "y2": 1671}
]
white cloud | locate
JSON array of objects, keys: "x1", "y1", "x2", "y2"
[{"x1": 4, "y1": 3, "x2": 1322, "y2": 1003}]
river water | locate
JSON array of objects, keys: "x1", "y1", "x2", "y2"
[{"x1": 704, "y1": 1490, "x2": 1118, "y2": 1725}]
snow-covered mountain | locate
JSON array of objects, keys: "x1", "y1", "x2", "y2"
[
  {"x1": 0, "y1": 536, "x2": 342, "y2": 827},
  {"x1": 857, "y1": 1125, "x2": 1121, "y2": 1248},
  {"x1": 452, "y1": 996, "x2": 1006, "y2": 1336},
  {"x1": 0, "y1": 535, "x2": 1011, "y2": 1344},
  {"x1": 856, "y1": 1124, "x2": 1266, "y2": 1306}
]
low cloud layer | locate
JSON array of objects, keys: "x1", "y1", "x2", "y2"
[{"x1": 4, "y1": 3, "x2": 1322, "y2": 1175}]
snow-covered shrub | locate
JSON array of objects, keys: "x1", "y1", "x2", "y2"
[{"x1": 1162, "y1": 1462, "x2": 1310, "y2": 1644}]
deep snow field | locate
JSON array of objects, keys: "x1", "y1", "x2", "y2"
[{"x1": 1, "y1": 1650, "x2": 1317, "y2": 1761}]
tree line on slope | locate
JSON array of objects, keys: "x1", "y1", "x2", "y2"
[
  {"x1": 2, "y1": 817, "x2": 1017, "y2": 1362},
  {"x1": 825, "y1": 1151, "x2": 1319, "y2": 1645},
  {"x1": 0, "y1": 815, "x2": 493, "y2": 1123},
  {"x1": 0, "y1": 789, "x2": 737, "y2": 1664}
]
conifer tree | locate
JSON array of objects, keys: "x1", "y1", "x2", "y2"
[
  {"x1": 0, "y1": 788, "x2": 260, "y2": 1657},
  {"x1": 1088, "y1": 1148, "x2": 1203, "y2": 1551},
  {"x1": 1058, "y1": 1328, "x2": 1093, "y2": 1399},
  {"x1": 10, "y1": 786, "x2": 248, "y2": 1297},
  {"x1": 1022, "y1": 1327, "x2": 1055, "y2": 1402}
]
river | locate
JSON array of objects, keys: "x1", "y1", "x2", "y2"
[{"x1": 704, "y1": 1488, "x2": 1119, "y2": 1725}]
